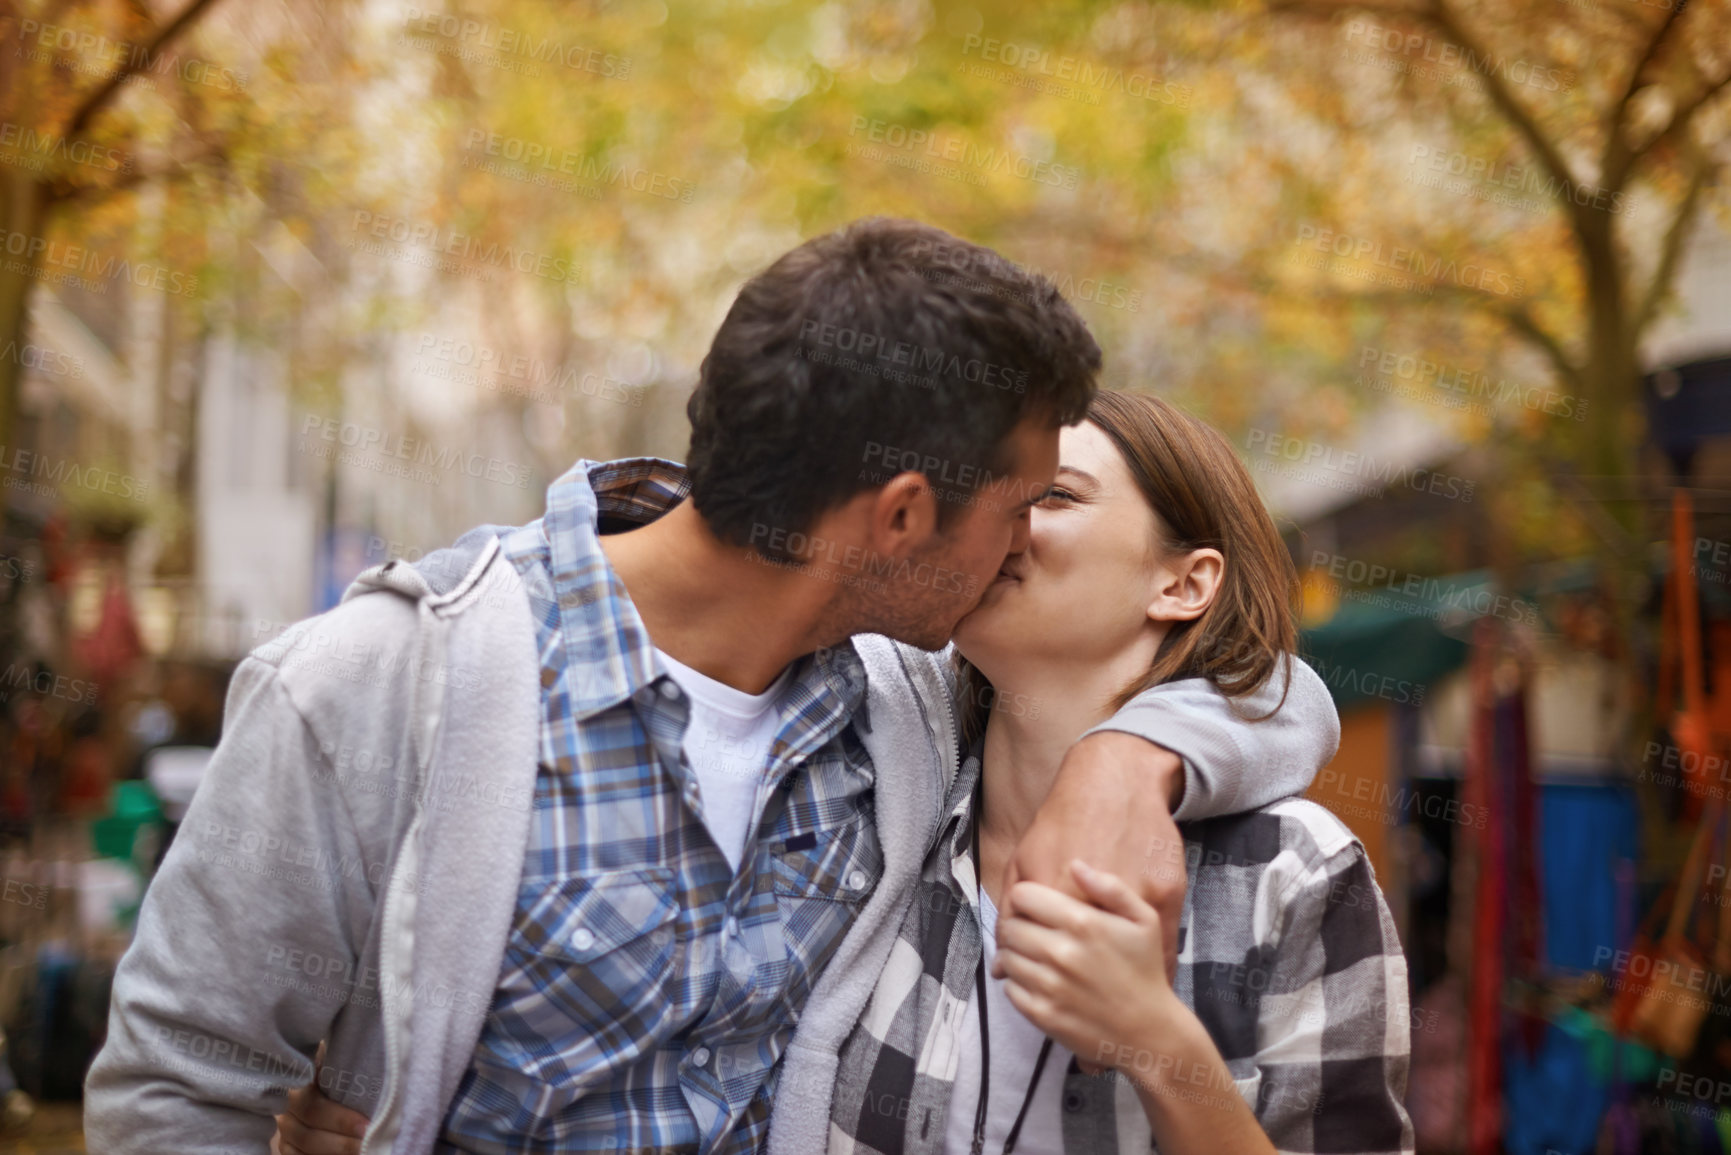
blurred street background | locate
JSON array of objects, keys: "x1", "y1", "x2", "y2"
[{"x1": 0, "y1": 0, "x2": 1728, "y2": 1149}]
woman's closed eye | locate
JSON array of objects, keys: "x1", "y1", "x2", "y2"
[{"x1": 1039, "y1": 486, "x2": 1079, "y2": 506}]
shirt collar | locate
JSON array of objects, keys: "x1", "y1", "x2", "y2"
[{"x1": 536, "y1": 456, "x2": 864, "y2": 722}]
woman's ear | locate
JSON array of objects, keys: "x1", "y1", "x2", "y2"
[{"x1": 1147, "y1": 548, "x2": 1224, "y2": 624}]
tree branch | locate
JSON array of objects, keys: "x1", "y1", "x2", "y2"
[
  {"x1": 1610, "y1": 3, "x2": 1685, "y2": 140},
  {"x1": 60, "y1": 0, "x2": 227, "y2": 143},
  {"x1": 49, "y1": 138, "x2": 229, "y2": 206},
  {"x1": 1633, "y1": 151, "x2": 1718, "y2": 339},
  {"x1": 1265, "y1": 0, "x2": 1430, "y2": 20},
  {"x1": 1244, "y1": 269, "x2": 1585, "y2": 392},
  {"x1": 1600, "y1": 2, "x2": 1687, "y2": 194},
  {"x1": 1421, "y1": 0, "x2": 1586, "y2": 235},
  {"x1": 1495, "y1": 299, "x2": 1584, "y2": 392},
  {"x1": 1270, "y1": 0, "x2": 1589, "y2": 241},
  {"x1": 1632, "y1": 65, "x2": 1731, "y2": 166},
  {"x1": 1422, "y1": 280, "x2": 1585, "y2": 392}
]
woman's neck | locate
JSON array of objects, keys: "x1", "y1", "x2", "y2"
[{"x1": 974, "y1": 647, "x2": 1157, "y2": 891}]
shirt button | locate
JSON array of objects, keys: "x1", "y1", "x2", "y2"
[
  {"x1": 1063, "y1": 1092, "x2": 1085, "y2": 1113},
  {"x1": 724, "y1": 916, "x2": 738, "y2": 937},
  {"x1": 660, "y1": 681, "x2": 681, "y2": 700},
  {"x1": 846, "y1": 870, "x2": 868, "y2": 891},
  {"x1": 692, "y1": 1046, "x2": 711, "y2": 1067},
  {"x1": 570, "y1": 927, "x2": 595, "y2": 951}
]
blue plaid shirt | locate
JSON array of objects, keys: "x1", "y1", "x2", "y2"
[{"x1": 439, "y1": 458, "x2": 883, "y2": 1154}]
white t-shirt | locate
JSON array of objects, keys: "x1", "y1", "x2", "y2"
[
  {"x1": 943, "y1": 886, "x2": 1075, "y2": 1155},
  {"x1": 655, "y1": 648, "x2": 792, "y2": 872}
]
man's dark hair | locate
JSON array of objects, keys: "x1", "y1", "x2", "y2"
[{"x1": 685, "y1": 217, "x2": 1102, "y2": 560}]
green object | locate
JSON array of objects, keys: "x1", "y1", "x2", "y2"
[
  {"x1": 1551, "y1": 1005, "x2": 1666, "y2": 1083},
  {"x1": 90, "y1": 780, "x2": 164, "y2": 861},
  {"x1": 1299, "y1": 576, "x2": 1473, "y2": 710}
]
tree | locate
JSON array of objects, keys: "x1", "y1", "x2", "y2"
[
  {"x1": 0, "y1": 0, "x2": 236, "y2": 455},
  {"x1": 1164, "y1": 0, "x2": 1730, "y2": 558}
]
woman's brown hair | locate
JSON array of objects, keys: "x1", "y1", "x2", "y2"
[{"x1": 956, "y1": 389, "x2": 1299, "y2": 741}]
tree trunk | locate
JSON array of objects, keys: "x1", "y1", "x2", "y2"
[{"x1": 0, "y1": 167, "x2": 51, "y2": 460}]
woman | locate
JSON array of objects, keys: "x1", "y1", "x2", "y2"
[
  {"x1": 275, "y1": 391, "x2": 1411, "y2": 1155},
  {"x1": 814, "y1": 390, "x2": 1412, "y2": 1154}
]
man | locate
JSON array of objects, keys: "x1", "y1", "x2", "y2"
[{"x1": 86, "y1": 218, "x2": 1336, "y2": 1154}]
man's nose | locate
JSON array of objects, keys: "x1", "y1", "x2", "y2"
[{"x1": 1007, "y1": 514, "x2": 1032, "y2": 557}]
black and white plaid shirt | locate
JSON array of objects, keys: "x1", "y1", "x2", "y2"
[{"x1": 826, "y1": 739, "x2": 1415, "y2": 1155}]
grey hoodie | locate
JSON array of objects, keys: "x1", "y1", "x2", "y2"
[{"x1": 85, "y1": 526, "x2": 1338, "y2": 1154}]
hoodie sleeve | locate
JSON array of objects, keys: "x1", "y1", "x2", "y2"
[
  {"x1": 1081, "y1": 655, "x2": 1339, "y2": 822},
  {"x1": 83, "y1": 656, "x2": 382, "y2": 1152}
]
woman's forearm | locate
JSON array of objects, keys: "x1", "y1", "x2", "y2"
[{"x1": 1119, "y1": 1005, "x2": 1277, "y2": 1155}]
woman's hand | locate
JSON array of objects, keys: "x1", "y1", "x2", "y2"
[
  {"x1": 994, "y1": 858, "x2": 1184, "y2": 1071},
  {"x1": 272, "y1": 1073, "x2": 370, "y2": 1155},
  {"x1": 999, "y1": 863, "x2": 1278, "y2": 1155}
]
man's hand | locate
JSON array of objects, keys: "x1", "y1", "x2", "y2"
[
  {"x1": 272, "y1": 1070, "x2": 370, "y2": 1155},
  {"x1": 995, "y1": 729, "x2": 1189, "y2": 1072}
]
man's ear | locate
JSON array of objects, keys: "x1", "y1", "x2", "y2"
[
  {"x1": 1147, "y1": 548, "x2": 1223, "y2": 624},
  {"x1": 870, "y1": 470, "x2": 941, "y2": 556}
]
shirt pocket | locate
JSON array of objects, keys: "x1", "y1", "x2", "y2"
[
  {"x1": 770, "y1": 817, "x2": 883, "y2": 904},
  {"x1": 505, "y1": 866, "x2": 682, "y2": 1075},
  {"x1": 768, "y1": 819, "x2": 883, "y2": 989}
]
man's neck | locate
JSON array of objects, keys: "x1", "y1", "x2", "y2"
[{"x1": 597, "y1": 499, "x2": 839, "y2": 694}]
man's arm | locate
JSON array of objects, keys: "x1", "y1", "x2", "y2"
[
  {"x1": 997, "y1": 658, "x2": 1338, "y2": 993},
  {"x1": 84, "y1": 658, "x2": 380, "y2": 1153},
  {"x1": 1084, "y1": 654, "x2": 1338, "y2": 821}
]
